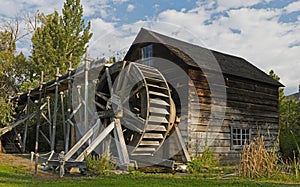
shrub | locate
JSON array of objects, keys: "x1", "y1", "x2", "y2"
[
  {"x1": 85, "y1": 153, "x2": 116, "y2": 175},
  {"x1": 280, "y1": 128, "x2": 300, "y2": 159},
  {"x1": 187, "y1": 148, "x2": 219, "y2": 173}
]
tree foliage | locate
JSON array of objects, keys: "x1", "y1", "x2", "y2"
[
  {"x1": 0, "y1": 29, "x2": 29, "y2": 95},
  {"x1": 269, "y1": 70, "x2": 300, "y2": 158},
  {"x1": 0, "y1": 0, "x2": 92, "y2": 127},
  {"x1": 0, "y1": 24, "x2": 30, "y2": 127},
  {"x1": 31, "y1": 0, "x2": 92, "y2": 82},
  {"x1": 269, "y1": 70, "x2": 285, "y2": 103},
  {"x1": 279, "y1": 96, "x2": 300, "y2": 159}
]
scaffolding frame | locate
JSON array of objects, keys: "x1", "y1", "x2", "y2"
[{"x1": 1, "y1": 58, "x2": 132, "y2": 176}]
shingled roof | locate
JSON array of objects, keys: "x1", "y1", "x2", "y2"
[{"x1": 124, "y1": 28, "x2": 283, "y2": 87}]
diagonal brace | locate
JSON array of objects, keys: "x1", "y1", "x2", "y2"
[{"x1": 75, "y1": 121, "x2": 115, "y2": 161}]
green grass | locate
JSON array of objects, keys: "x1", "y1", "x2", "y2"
[
  {"x1": 25, "y1": 176, "x2": 282, "y2": 187},
  {"x1": 0, "y1": 165, "x2": 33, "y2": 187},
  {"x1": 0, "y1": 165, "x2": 299, "y2": 187}
]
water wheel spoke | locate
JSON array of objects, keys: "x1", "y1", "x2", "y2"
[
  {"x1": 122, "y1": 83, "x2": 144, "y2": 105},
  {"x1": 93, "y1": 100, "x2": 106, "y2": 110},
  {"x1": 105, "y1": 68, "x2": 113, "y2": 95},
  {"x1": 95, "y1": 92, "x2": 109, "y2": 101},
  {"x1": 122, "y1": 107, "x2": 145, "y2": 133},
  {"x1": 97, "y1": 110, "x2": 114, "y2": 118}
]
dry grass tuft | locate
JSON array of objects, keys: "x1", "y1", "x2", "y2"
[{"x1": 240, "y1": 135, "x2": 279, "y2": 178}]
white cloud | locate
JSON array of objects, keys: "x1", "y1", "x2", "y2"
[
  {"x1": 157, "y1": 8, "x2": 211, "y2": 39},
  {"x1": 217, "y1": 8, "x2": 300, "y2": 92},
  {"x1": 82, "y1": 1, "x2": 112, "y2": 18},
  {"x1": 85, "y1": 3, "x2": 300, "y2": 95},
  {"x1": 0, "y1": 0, "x2": 65, "y2": 18},
  {"x1": 88, "y1": 18, "x2": 137, "y2": 59},
  {"x1": 112, "y1": 0, "x2": 128, "y2": 4},
  {"x1": 153, "y1": 4, "x2": 160, "y2": 12},
  {"x1": 126, "y1": 4, "x2": 135, "y2": 12},
  {"x1": 284, "y1": 1, "x2": 300, "y2": 13},
  {"x1": 0, "y1": 1, "x2": 19, "y2": 17},
  {"x1": 144, "y1": 6, "x2": 300, "y2": 94},
  {"x1": 215, "y1": 0, "x2": 262, "y2": 12},
  {"x1": 81, "y1": 1, "x2": 124, "y2": 20},
  {"x1": 99, "y1": 8, "x2": 109, "y2": 18}
]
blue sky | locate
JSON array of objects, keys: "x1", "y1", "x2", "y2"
[{"x1": 0, "y1": 0, "x2": 299, "y2": 95}]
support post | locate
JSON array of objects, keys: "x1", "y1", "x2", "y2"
[
  {"x1": 47, "y1": 96, "x2": 52, "y2": 141},
  {"x1": 113, "y1": 119, "x2": 130, "y2": 168},
  {"x1": 65, "y1": 62, "x2": 73, "y2": 152},
  {"x1": 77, "y1": 85, "x2": 83, "y2": 125},
  {"x1": 84, "y1": 60, "x2": 90, "y2": 129},
  {"x1": 34, "y1": 153, "x2": 39, "y2": 173},
  {"x1": 60, "y1": 92, "x2": 66, "y2": 146},
  {"x1": 50, "y1": 68, "x2": 60, "y2": 151},
  {"x1": 174, "y1": 125, "x2": 191, "y2": 162},
  {"x1": 22, "y1": 90, "x2": 31, "y2": 152},
  {"x1": 34, "y1": 72, "x2": 44, "y2": 174}
]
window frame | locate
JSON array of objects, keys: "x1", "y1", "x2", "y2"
[
  {"x1": 141, "y1": 44, "x2": 153, "y2": 66},
  {"x1": 230, "y1": 123, "x2": 251, "y2": 150}
]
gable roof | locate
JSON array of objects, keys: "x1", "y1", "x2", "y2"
[{"x1": 124, "y1": 28, "x2": 283, "y2": 87}]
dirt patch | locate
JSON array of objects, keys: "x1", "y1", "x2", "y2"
[{"x1": 0, "y1": 153, "x2": 30, "y2": 167}]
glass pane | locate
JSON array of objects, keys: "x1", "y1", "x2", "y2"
[
  {"x1": 142, "y1": 45, "x2": 153, "y2": 66},
  {"x1": 231, "y1": 127, "x2": 250, "y2": 147}
]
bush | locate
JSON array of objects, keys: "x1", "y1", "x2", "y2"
[
  {"x1": 187, "y1": 148, "x2": 219, "y2": 173},
  {"x1": 85, "y1": 153, "x2": 116, "y2": 175},
  {"x1": 280, "y1": 128, "x2": 300, "y2": 159}
]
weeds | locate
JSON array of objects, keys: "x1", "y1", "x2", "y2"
[
  {"x1": 187, "y1": 148, "x2": 219, "y2": 173},
  {"x1": 290, "y1": 130, "x2": 300, "y2": 178},
  {"x1": 293, "y1": 152, "x2": 300, "y2": 178},
  {"x1": 240, "y1": 135, "x2": 278, "y2": 178},
  {"x1": 85, "y1": 153, "x2": 116, "y2": 175}
]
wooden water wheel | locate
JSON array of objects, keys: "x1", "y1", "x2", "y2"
[{"x1": 95, "y1": 61, "x2": 176, "y2": 157}]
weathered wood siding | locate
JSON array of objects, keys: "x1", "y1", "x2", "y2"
[
  {"x1": 188, "y1": 67, "x2": 279, "y2": 164},
  {"x1": 225, "y1": 74, "x2": 279, "y2": 150}
]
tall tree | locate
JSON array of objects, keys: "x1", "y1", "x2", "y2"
[
  {"x1": 269, "y1": 70, "x2": 300, "y2": 129},
  {"x1": 31, "y1": 0, "x2": 92, "y2": 81},
  {"x1": 269, "y1": 70, "x2": 300, "y2": 158},
  {"x1": 0, "y1": 26, "x2": 29, "y2": 127}
]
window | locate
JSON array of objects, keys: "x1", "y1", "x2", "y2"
[
  {"x1": 141, "y1": 45, "x2": 153, "y2": 66},
  {"x1": 230, "y1": 125, "x2": 251, "y2": 149}
]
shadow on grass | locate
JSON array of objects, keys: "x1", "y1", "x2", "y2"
[{"x1": 0, "y1": 166, "x2": 33, "y2": 186}]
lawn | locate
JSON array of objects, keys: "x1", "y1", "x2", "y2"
[
  {"x1": 0, "y1": 165, "x2": 298, "y2": 187},
  {"x1": 0, "y1": 154, "x2": 299, "y2": 187}
]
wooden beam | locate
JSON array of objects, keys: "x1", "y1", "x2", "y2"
[
  {"x1": 63, "y1": 119, "x2": 100, "y2": 161},
  {"x1": 0, "y1": 113, "x2": 35, "y2": 136},
  {"x1": 174, "y1": 125, "x2": 191, "y2": 162},
  {"x1": 114, "y1": 119, "x2": 130, "y2": 166},
  {"x1": 75, "y1": 121, "x2": 115, "y2": 161}
]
